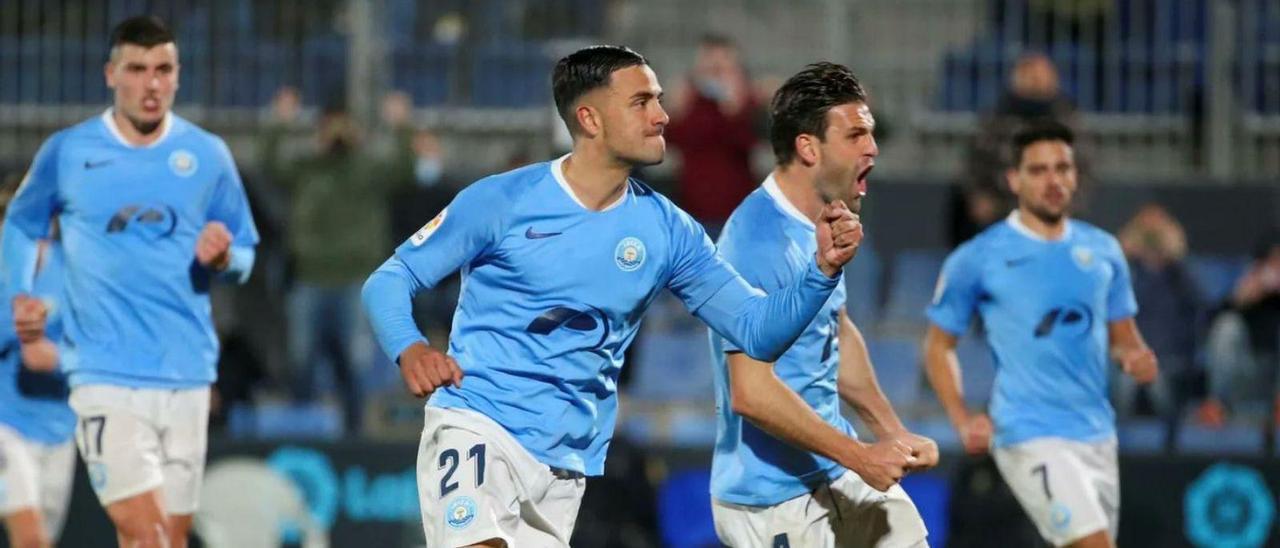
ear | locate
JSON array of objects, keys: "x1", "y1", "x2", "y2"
[
  {"x1": 1005, "y1": 167, "x2": 1020, "y2": 194},
  {"x1": 794, "y1": 133, "x2": 820, "y2": 166},
  {"x1": 575, "y1": 104, "x2": 602, "y2": 138},
  {"x1": 104, "y1": 61, "x2": 116, "y2": 89}
]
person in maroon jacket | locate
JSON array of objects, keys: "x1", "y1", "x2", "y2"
[{"x1": 665, "y1": 34, "x2": 763, "y2": 232}]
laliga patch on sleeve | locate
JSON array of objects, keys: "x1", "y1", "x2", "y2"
[{"x1": 411, "y1": 208, "x2": 448, "y2": 246}]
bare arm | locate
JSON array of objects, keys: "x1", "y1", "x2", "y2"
[
  {"x1": 835, "y1": 310, "x2": 906, "y2": 438},
  {"x1": 727, "y1": 352, "x2": 911, "y2": 491},
  {"x1": 837, "y1": 311, "x2": 939, "y2": 469},
  {"x1": 922, "y1": 324, "x2": 992, "y2": 454},
  {"x1": 1108, "y1": 317, "x2": 1158, "y2": 384}
]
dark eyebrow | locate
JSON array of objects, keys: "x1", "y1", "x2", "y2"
[{"x1": 631, "y1": 90, "x2": 661, "y2": 102}]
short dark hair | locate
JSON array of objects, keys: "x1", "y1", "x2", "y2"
[
  {"x1": 769, "y1": 62, "x2": 868, "y2": 166},
  {"x1": 1011, "y1": 121, "x2": 1074, "y2": 166},
  {"x1": 552, "y1": 45, "x2": 648, "y2": 135},
  {"x1": 109, "y1": 15, "x2": 176, "y2": 56}
]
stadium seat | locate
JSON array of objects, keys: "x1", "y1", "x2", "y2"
[
  {"x1": 1175, "y1": 422, "x2": 1266, "y2": 455},
  {"x1": 1117, "y1": 417, "x2": 1169, "y2": 454},
  {"x1": 227, "y1": 401, "x2": 343, "y2": 440},
  {"x1": 657, "y1": 469, "x2": 719, "y2": 548},
  {"x1": 844, "y1": 237, "x2": 883, "y2": 327},
  {"x1": 470, "y1": 43, "x2": 554, "y2": 107},
  {"x1": 955, "y1": 336, "x2": 996, "y2": 408},
  {"x1": 882, "y1": 250, "x2": 947, "y2": 328},
  {"x1": 866, "y1": 337, "x2": 924, "y2": 410},
  {"x1": 392, "y1": 43, "x2": 455, "y2": 106}
]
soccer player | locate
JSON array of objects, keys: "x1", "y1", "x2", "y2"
[
  {"x1": 362, "y1": 45, "x2": 863, "y2": 547},
  {"x1": 709, "y1": 62, "x2": 935, "y2": 548},
  {"x1": 0, "y1": 231, "x2": 74, "y2": 548},
  {"x1": 923, "y1": 122, "x2": 1158, "y2": 548},
  {"x1": 1, "y1": 16, "x2": 259, "y2": 548}
]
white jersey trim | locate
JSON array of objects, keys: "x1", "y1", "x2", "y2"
[
  {"x1": 762, "y1": 174, "x2": 815, "y2": 230},
  {"x1": 550, "y1": 154, "x2": 628, "y2": 213},
  {"x1": 101, "y1": 108, "x2": 173, "y2": 149},
  {"x1": 1006, "y1": 210, "x2": 1072, "y2": 242}
]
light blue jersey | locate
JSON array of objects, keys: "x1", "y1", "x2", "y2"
[
  {"x1": 2, "y1": 111, "x2": 259, "y2": 389},
  {"x1": 0, "y1": 243, "x2": 76, "y2": 445},
  {"x1": 709, "y1": 176, "x2": 855, "y2": 506},
  {"x1": 364, "y1": 156, "x2": 841, "y2": 475},
  {"x1": 927, "y1": 213, "x2": 1137, "y2": 447}
]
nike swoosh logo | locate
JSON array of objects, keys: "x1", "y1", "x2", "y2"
[
  {"x1": 525, "y1": 227, "x2": 563, "y2": 239},
  {"x1": 84, "y1": 159, "x2": 114, "y2": 169},
  {"x1": 1005, "y1": 256, "x2": 1033, "y2": 267}
]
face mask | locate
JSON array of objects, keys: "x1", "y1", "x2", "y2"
[
  {"x1": 416, "y1": 157, "x2": 443, "y2": 187},
  {"x1": 696, "y1": 77, "x2": 728, "y2": 102}
]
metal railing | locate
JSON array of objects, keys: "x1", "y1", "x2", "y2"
[{"x1": 0, "y1": 0, "x2": 1277, "y2": 181}]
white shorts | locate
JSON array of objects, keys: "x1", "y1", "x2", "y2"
[
  {"x1": 418, "y1": 406, "x2": 586, "y2": 547},
  {"x1": 992, "y1": 437, "x2": 1119, "y2": 547},
  {"x1": 712, "y1": 470, "x2": 929, "y2": 548},
  {"x1": 0, "y1": 423, "x2": 76, "y2": 540},
  {"x1": 68, "y1": 384, "x2": 210, "y2": 514}
]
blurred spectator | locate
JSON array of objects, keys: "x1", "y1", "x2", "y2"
[
  {"x1": 260, "y1": 87, "x2": 422, "y2": 434},
  {"x1": 1115, "y1": 204, "x2": 1204, "y2": 418},
  {"x1": 956, "y1": 52, "x2": 1078, "y2": 245},
  {"x1": 1198, "y1": 232, "x2": 1280, "y2": 426},
  {"x1": 665, "y1": 34, "x2": 762, "y2": 232}
]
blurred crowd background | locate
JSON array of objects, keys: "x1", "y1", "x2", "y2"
[{"x1": 2, "y1": 1, "x2": 1280, "y2": 546}]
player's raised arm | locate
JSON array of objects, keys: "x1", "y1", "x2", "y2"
[{"x1": 666, "y1": 210, "x2": 844, "y2": 362}]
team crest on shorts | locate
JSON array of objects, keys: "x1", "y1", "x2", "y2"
[
  {"x1": 1049, "y1": 501, "x2": 1072, "y2": 532},
  {"x1": 615, "y1": 237, "x2": 646, "y2": 272},
  {"x1": 411, "y1": 208, "x2": 448, "y2": 246},
  {"x1": 88, "y1": 462, "x2": 108, "y2": 491},
  {"x1": 446, "y1": 496, "x2": 477, "y2": 530},
  {"x1": 1071, "y1": 246, "x2": 1095, "y2": 270},
  {"x1": 168, "y1": 149, "x2": 198, "y2": 177}
]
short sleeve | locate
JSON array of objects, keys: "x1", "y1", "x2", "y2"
[
  {"x1": 1104, "y1": 236, "x2": 1139, "y2": 321},
  {"x1": 206, "y1": 138, "x2": 260, "y2": 247},
  {"x1": 393, "y1": 178, "x2": 509, "y2": 289},
  {"x1": 926, "y1": 244, "x2": 984, "y2": 335}
]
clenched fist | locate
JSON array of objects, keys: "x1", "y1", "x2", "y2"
[
  {"x1": 815, "y1": 200, "x2": 863, "y2": 277},
  {"x1": 196, "y1": 221, "x2": 232, "y2": 270},
  {"x1": 397, "y1": 342, "x2": 464, "y2": 398}
]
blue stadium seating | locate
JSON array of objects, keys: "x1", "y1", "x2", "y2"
[
  {"x1": 866, "y1": 337, "x2": 924, "y2": 409},
  {"x1": 882, "y1": 250, "x2": 946, "y2": 327},
  {"x1": 1176, "y1": 422, "x2": 1266, "y2": 455},
  {"x1": 955, "y1": 336, "x2": 996, "y2": 408},
  {"x1": 1117, "y1": 417, "x2": 1169, "y2": 454},
  {"x1": 845, "y1": 237, "x2": 884, "y2": 327}
]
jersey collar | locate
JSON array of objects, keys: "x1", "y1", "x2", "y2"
[
  {"x1": 762, "y1": 174, "x2": 816, "y2": 230},
  {"x1": 1006, "y1": 210, "x2": 1072, "y2": 242},
  {"x1": 551, "y1": 154, "x2": 629, "y2": 212},
  {"x1": 101, "y1": 108, "x2": 173, "y2": 149}
]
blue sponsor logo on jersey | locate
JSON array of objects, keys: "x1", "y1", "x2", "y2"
[
  {"x1": 615, "y1": 237, "x2": 645, "y2": 271},
  {"x1": 446, "y1": 496, "x2": 477, "y2": 530}
]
